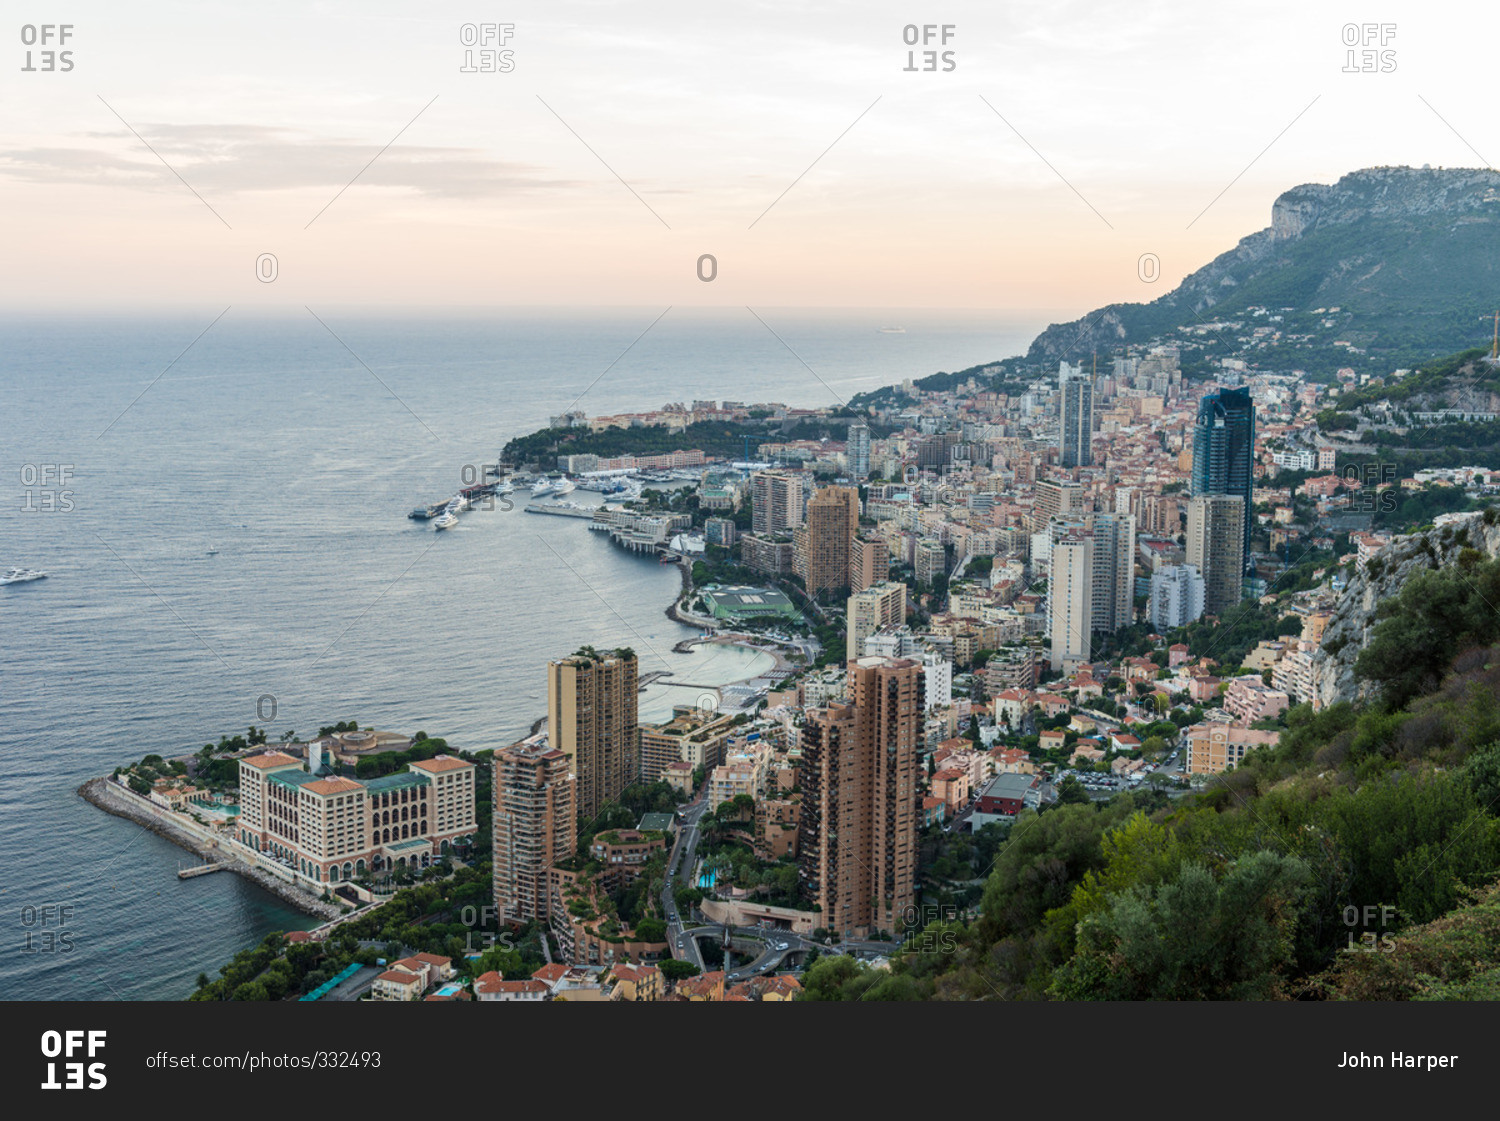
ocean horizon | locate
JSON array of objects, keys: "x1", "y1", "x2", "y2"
[{"x1": 0, "y1": 307, "x2": 1050, "y2": 999}]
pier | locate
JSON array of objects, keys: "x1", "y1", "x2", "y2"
[
  {"x1": 525, "y1": 503, "x2": 602, "y2": 518},
  {"x1": 177, "y1": 861, "x2": 223, "y2": 879}
]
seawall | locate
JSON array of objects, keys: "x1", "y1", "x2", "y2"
[{"x1": 78, "y1": 777, "x2": 341, "y2": 921}]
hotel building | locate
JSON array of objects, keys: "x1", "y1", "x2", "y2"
[{"x1": 234, "y1": 751, "x2": 476, "y2": 888}]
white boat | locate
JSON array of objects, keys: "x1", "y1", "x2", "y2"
[
  {"x1": 495, "y1": 481, "x2": 515, "y2": 496},
  {"x1": 552, "y1": 479, "x2": 576, "y2": 497},
  {"x1": 433, "y1": 512, "x2": 458, "y2": 531},
  {"x1": 450, "y1": 494, "x2": 470, "y2": 511},
  {"x1": 531, "y1": 478, "x2": 556, "y2": 497},
  {"x1": 206, "y1": 545, "x2": 219, "y2": 556},
  {"x1": 1, "y1": 567, "x2": 47, "y2": 585}
]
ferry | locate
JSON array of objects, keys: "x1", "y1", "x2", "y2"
[
  {"x1": 1, "y1": 567, "x2": 47, "y2": 585},
  {"x1": 433, "y1": 511, "x2": 458, "y2": 531}
]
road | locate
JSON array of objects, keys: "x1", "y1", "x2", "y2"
[
  {"x1": 660, "y1": 786, "x2": 900, "y2": 980},
  {"x1": 662, "y1": 787, "x2": 712, "y2": 969},
  {"x1": 723, "y1": 927, "x2": 901, "y2": 981}
]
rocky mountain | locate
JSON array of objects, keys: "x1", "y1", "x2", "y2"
[
  {"x1": 1309, "y1": 509, "x2": 1500, "y2": 709},
  {"x1": 1025, "y1": 166, "x2": 1500, "y2": 368}
]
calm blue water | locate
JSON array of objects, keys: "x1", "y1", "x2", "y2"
[{"x1": 0, "y1": 307, "x2": 1044, "y2": 999}]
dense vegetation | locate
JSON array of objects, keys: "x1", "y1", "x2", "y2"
[
  {"x1": 501, "y1": 415, "x2": 887, "y2": 469},
  {"x1": 802, "y1": 553, "x2": 1500, "y2": 999},
  {"x1": 190, "y1": 865, "x2": 552, "y2": 1001}
]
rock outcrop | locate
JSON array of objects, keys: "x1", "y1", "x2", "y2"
[{"x1": 1309, "y1": 510, "x2": 1500, "y2": 710}]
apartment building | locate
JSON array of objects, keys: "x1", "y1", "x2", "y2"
[
  {"x1": 548, "y1": 648, "x2": 639, "y2": 823},
  {"x1": 493, "y1": 737, "x2": 575, "y2": 925}
]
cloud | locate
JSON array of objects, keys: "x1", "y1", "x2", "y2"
[{"x1": 0, "y1": 123, "x2": 580, "y2": 200}]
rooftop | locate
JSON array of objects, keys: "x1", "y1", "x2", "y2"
[
  {"x1": 242, "y1": 751, "x2": 300, "y2": 771},
  {"x1": 409, "y1": 755, "x2": 472, "y2": 774},
  {"x1": 364, "y1": 771, "x2": 430, "y2": 794}
]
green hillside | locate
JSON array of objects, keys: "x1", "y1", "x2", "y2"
[{"x1": 800, "y1": 523, "x2": 1500, "y2": 1000}]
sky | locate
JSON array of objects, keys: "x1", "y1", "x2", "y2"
[{"x1": 1, "y1": 0, "x2": 1495, "y2": 312}]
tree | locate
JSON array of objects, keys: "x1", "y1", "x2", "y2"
[
  {"x1": 1056, "y1": 775, "x2": 1091, "y2": 805},
  {"x1": 1049, "y1": 851, "x2": 1313, "y2": 1000},
  {"x1": 634, "y1": 917, "x2": 667, "y2": 943},
  {"x1": 658, "y1": 959, "x2": 700, "y2": 981},
  {"x1": 231, "y1": 981, "x2": 270, "y2": 1001},
  {"x1": 1355, "y1": 557, "x2": 1500, "y2": 711},
  {"x1": 799, "y1": 955, "x2": 870, "y2": 1000}
]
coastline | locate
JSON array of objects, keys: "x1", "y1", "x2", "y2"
[{"x1": 77, "y1": 777, "x2": 340, "y2": 922}]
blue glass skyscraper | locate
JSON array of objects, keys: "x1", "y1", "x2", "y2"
[{"x1": 1191, "y1": 386, "x2": 1255, "y2": 570}]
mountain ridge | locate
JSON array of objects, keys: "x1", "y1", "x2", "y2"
[{"x1": 1002, "y1": 166, "x2": 1500, "y2": 376}]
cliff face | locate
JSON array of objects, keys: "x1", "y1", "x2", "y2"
[
  {"x1": 1024, "y1": 165, "x2": 1500, "y2": 362},
  {"x1": 1309, "y1": 511, "x2": 1500, "y2": 710}
]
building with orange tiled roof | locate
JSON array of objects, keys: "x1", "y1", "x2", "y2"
[
  {"x1": 372, "y1": 970, "x2": 423, "y2": 1001},
  {"x1": 676, "y1": 970, "x2": 727, "y2": 1001},
  {"x1": 233, "y1": 750, "x2": 477, "y2": 892},
  {"x1": 609, "y1": 963, "x2": 662, "y2": 1002},
  {"x1": 474, "y1": 972, "x2": 549, "y2": 1002}
]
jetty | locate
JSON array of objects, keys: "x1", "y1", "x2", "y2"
[
  {"x1": 78, "y1": 777, "x2": 341, "y2": 920},
  {"x1": 525, "y1": 502, "x2": 601, "y2": 518}
]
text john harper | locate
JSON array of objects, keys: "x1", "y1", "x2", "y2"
[{"x1": 1338, "y1": 1053, "x2": 1459, "y2": 1071}]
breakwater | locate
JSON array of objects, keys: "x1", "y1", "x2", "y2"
[{"x1": 77, "y1": 778, "x2": 341, "y2": 921}]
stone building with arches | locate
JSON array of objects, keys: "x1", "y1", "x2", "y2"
[{"x1": 234, "y1": 750, "x2": 476, "y2": 889}]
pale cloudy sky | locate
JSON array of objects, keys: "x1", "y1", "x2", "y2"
[{"x1": 0, "y1": 0, "x2": 1493, "y2": 311}]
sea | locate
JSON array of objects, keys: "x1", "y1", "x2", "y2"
[{"x1": 0, "y1": 306, "x2": 1048, "y2": 1000}]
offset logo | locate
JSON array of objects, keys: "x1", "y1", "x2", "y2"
[
  {"x1": 459, "y1": 22, "x2": 514, "y2": 72},
  {"x1": 20, "y1": 23, "x2": 74, "y2": 72},
  {"x1": 40, "y1": 1030, "x2": 106, "y2": 1090}
]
